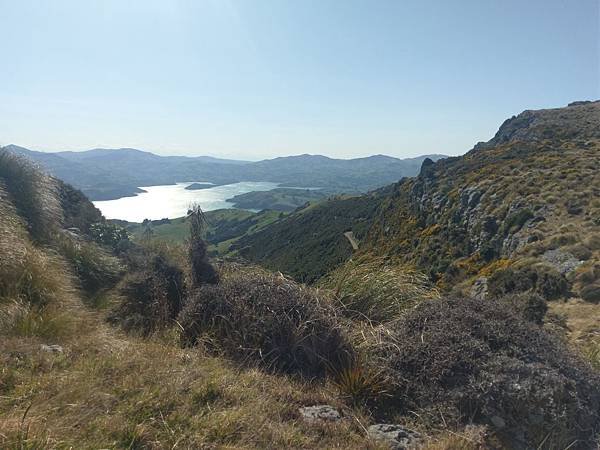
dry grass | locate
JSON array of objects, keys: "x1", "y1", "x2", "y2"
[
  {"x1": 422, "y1": 425, "x2": 492, "y2": 450},
  {"x1": 0, "y1": 150, "x2": 62, "y2": 241},
  {"x1": 0, "y1": 301, "x2": 378, "y2": 449}
]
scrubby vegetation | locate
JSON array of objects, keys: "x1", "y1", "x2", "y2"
[
  {"x1": 487, "y1": 262, "x2": 569, "y2": 300},
  {"x1": 110, "y1": 253, "x2": 186, "y2": 334},
  {"x1": 371, "y1": 296, "x2": 600, "y2": 449},
  {"x1": 2, "y1": 101, "x2": 600, "y2": 449},
  {"x1": 362, "y1": 101, "x2": 600, "y2": 296},
  {"x1": 180, "y1": 266, "x2": 353, "y2": 378}
]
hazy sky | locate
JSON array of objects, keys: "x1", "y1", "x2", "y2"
[{"x1": 1, "y1": 0, "x2": 598, "y2": 160}]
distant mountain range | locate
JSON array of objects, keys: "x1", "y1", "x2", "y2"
[{"x1": 4, "y1": 145, "x2": 446, "y2": 200}]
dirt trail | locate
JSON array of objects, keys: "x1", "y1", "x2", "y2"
[{"x1": 344, "y1": 231, "x2": 359, "y2": 250}]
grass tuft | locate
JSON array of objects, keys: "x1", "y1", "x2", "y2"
[{"x1": 323, "y1": 254, "x2": 439, "y2": 323}]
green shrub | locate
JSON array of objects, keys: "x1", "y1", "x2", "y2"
[
  {"x1": 179, "y1": 267, "x2": 353, "y2": 378},
  {"x1": 89, "y1": 222, "x2": 130, "y2": 250},
  {"x1": 565, "y1": 243, "x2": 593, "y2": 261},
  {"x1": 487, "y1": 264, "x2": 569, "y2": 300},
  {"x1": 373, "y1": 297, "x2": 600, "y2": 449},
  {"x1": 585, "y1": 233, "x2": 600, "y2": 250},
  {"x1": 580, "y1": 284, "x2": 600, "y2": 303},
  {"x1": 501, "y1": 209, "x2": 533, "y2": 234},
  {"x1": 500, "y1": 293, "x2": 547, "y2": 325},
  {"x1": 110, "y1": 254, "x2": 186, "y2": 335}
]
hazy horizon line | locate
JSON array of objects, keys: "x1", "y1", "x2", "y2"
[{"x1": 4, "y1": 142, "x2": 454, "y2": 162}]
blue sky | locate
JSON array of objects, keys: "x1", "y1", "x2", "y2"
[{"x1": 1, "y1": 0, "x2": 598, "y2": 160}]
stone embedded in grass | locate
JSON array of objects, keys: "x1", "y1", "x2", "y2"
[
  {"x1": 40, "y1": 344, "x2": 64, "y2": 353},
  {"x1": 299, "y1": 405, "x2": 341, "y2": 423},
  {"x1": 367, "y1": 424, "x2": 422, "y2": 450}
]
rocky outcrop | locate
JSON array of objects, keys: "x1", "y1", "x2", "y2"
[{"x1": 365, "y1": 101, "x2": 600, "y2": 292}]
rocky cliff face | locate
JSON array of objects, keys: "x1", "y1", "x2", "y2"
[{"x1": 365, "y1": 101, "x2": 600, "y2": 297}]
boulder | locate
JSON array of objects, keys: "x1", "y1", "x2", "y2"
[
  {"x1": 299, "y1": 405, "x2": 341, "y2": 423},
  {"x1": 40, "y1": 344, "x2": 64, "y2": 353},
  {"x1": 367, "y1": 424, "x2": 422, "y2": 449}
]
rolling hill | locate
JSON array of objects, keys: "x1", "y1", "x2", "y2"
[
  {"x1": 235, "y1": 101, "x2": 600, "y2": 298},
  {"x1": 5, "y1": 144, "x2": 445, "y2": 200}
]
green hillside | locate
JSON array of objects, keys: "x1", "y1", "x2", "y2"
[
  {"x1": 116, "y1": 208, "x2": 283, "y2": 252},
  {"x1": 232, "y1": 193, "x2": 386, "y2": 282}
]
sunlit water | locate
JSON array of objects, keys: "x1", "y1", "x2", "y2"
[{"x1": 93, "y1": 181, "x2": 279, "y2": 222}]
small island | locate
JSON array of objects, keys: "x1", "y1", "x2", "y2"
[{"x1": 185, "y1": 182, "x2": 215, "y2": 190}]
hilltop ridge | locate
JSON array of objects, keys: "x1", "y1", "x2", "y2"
[
  {"x1": 5, "y1": 145, "x2": 446, "y2": 201},
  {"x1": 234, "y1": 101, "x2": 600, "y2": 298},
  {"x1": 363, "y1": 100, "x2": 600, "y2": 295}
]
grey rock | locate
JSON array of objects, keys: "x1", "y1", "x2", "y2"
[
  {"x1": 299, "y1": 405, "x2": 341, "y2": 423},
  {"x1": 367, "y1": 424, "x2": 422, "y2": 449},
  {"x1": 41, "y1": 344, "x2": 64, "y2": 353},
  {"x1": 542, "y1": 249, "x2": 582, "y2": 275},
  {"x1": 471, "y1": 277, "x2": 489, "y2": 300},
  {"x1": 491, "y1": 415, "x2": 506, "y2": 428}
]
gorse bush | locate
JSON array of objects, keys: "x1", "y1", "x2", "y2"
[
  {"x1": 373, "y1": 297, "x2": 600, "y2": 449},
  {"x1": 0, "y1": 149, "x2": 61, "y2": 241},
  {"x1": 323, "y1": 255, "x2": 439, "y2": 323},
  {"x1": 499, "y1": 292, "x2": 548, "y2": 325},
  {"x1": 89, "y1": 222, "x2": 130, "y2": 250},
  {"x1": 487, "y1": 263, "x2": 569, "y2": 300},
  {"x1": 179, "y1": 266, "x2": 353, "y2": 378},
  {"x1": 111, "y1": 254, "x2": 186, "y2": 335}
]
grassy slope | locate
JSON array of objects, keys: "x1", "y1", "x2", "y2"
[
  {"x1": 118, "y1": 209, "x2": 283, "y2": 252},
  {"x1": 232, "y1": 194, "x2": 386, "y2": 283},
  {"x1": 0, "y1": 300, "x2": 378, "y2": 449},
  {"x1": 0, "y1": 153, "x2": 379, "y2": 449}
]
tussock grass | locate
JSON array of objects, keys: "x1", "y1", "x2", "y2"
[
  {"x1": 0, "y1": 241, "x2": 76, "y2": 309},
  {"x1": 422, "y1": 425, "x2": 493, "y2": 450},
  {"x1": 0, "y1": 149, "x2": 62, "y2": 241},
  {"x1": 55, "y1": 234, "x2": 122, "y2": 295},
  {"x1": 0, "y1": 300, "x2": 77, "y2": 339},
  {"x1": 323, "y1": 254, "x2": 439, "y2": 323},
  {"x1": 582, "y1": 340, "x2": 600, "y2": 370}
]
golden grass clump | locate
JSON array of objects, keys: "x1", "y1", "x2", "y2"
[
  {"x1": 0, "y1": 149, "x2": 62, "y2": 241},
  {"x1": 322, "y1": 254, "x2": 439, "y2": 323}
]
